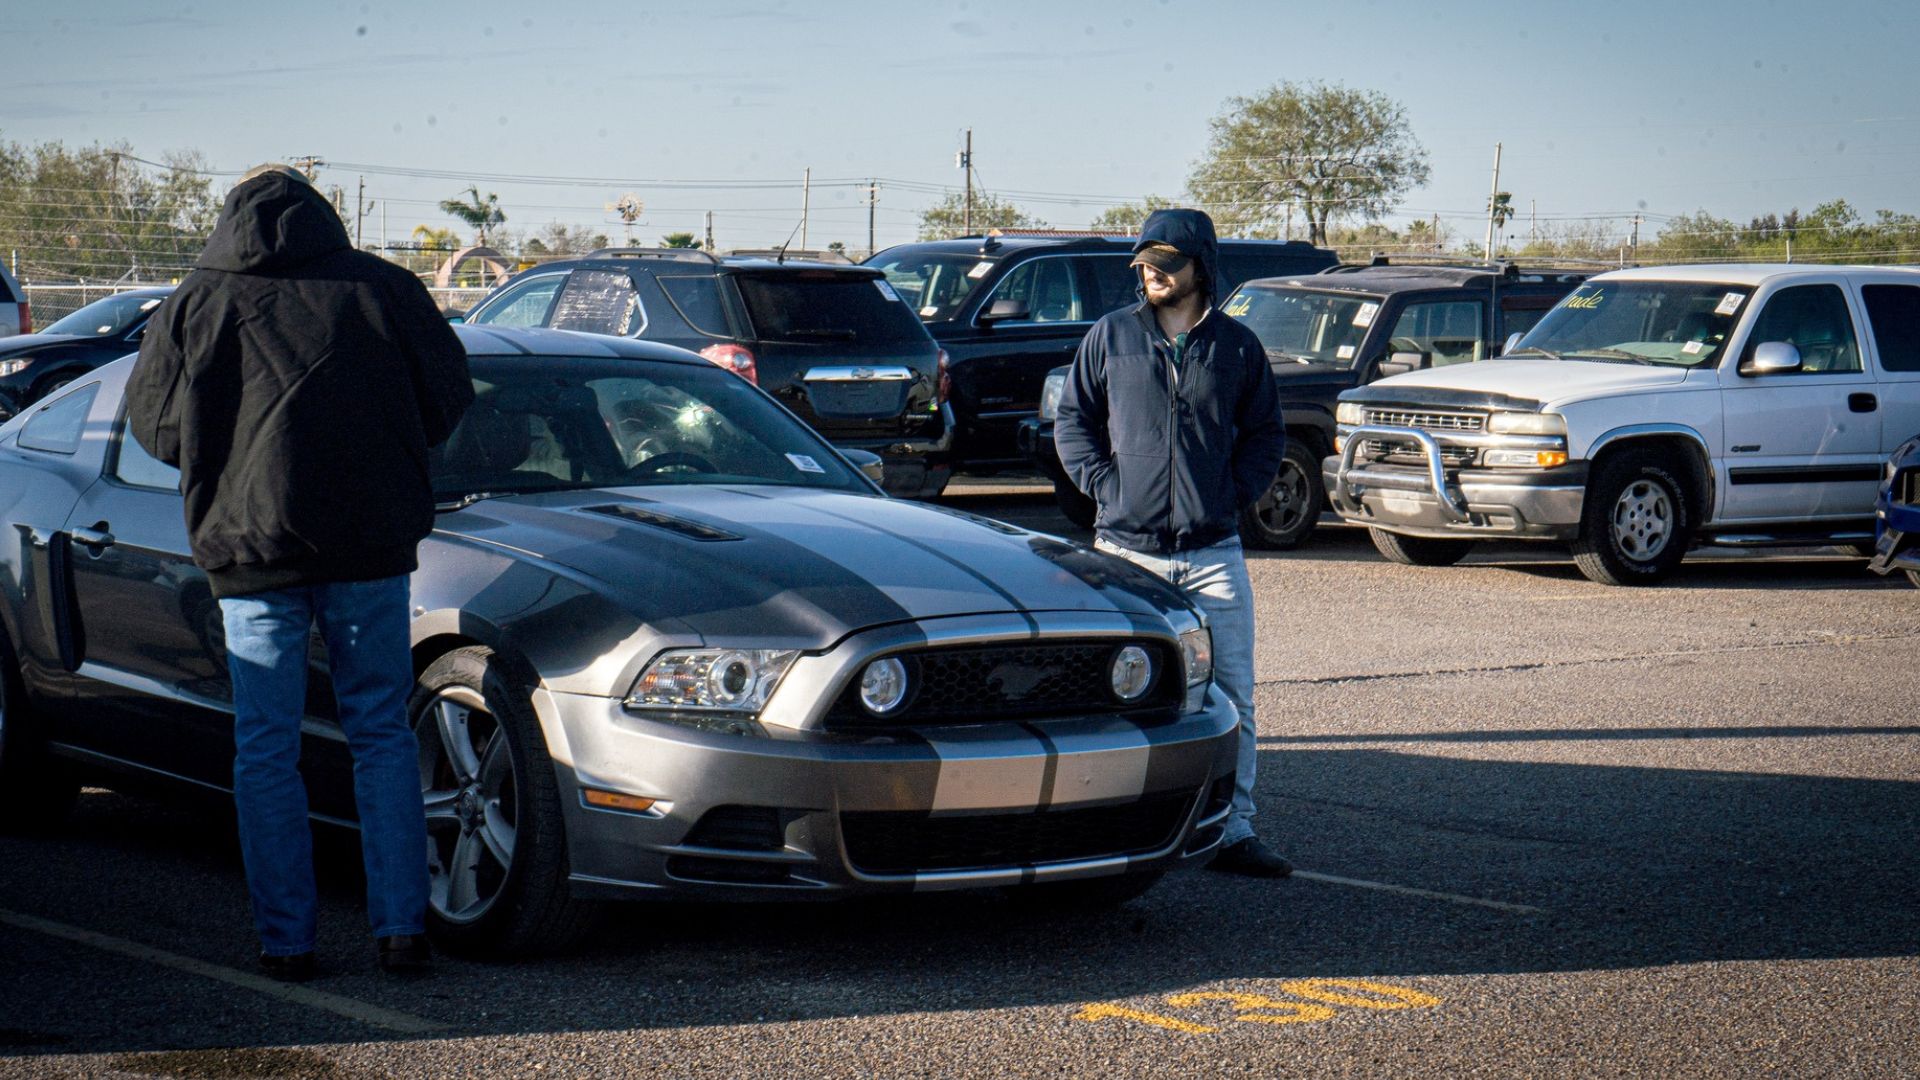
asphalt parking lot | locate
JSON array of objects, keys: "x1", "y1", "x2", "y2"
[{"x1": 3, "y1": 478, "x2": 1916, "y2": 1079}]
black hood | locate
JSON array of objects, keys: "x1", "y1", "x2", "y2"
[
  {"x1": 197, "y1": 172, "x2": 350, "y2": 274},
  {"x1": 1135, "y1": 208, "x2": 1221, "y2": 302}
]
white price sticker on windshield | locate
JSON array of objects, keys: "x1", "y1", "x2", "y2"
[
  {"x1": 1336, "y1": 344, "x2": 1357, "y2": 360},
  {"x1": 967, "y1": 260, "x2": 994, "y2": 279},
  {"x1": 1715, "y1": 292, "x2": 1745, "y2": 316},
  {"x1": 919, "y1": 304, "x2": 940, "y2": 317},
  {"x1": 874, "y1": 280, "x2": 901, "y2": 302},
  {"x1": 1682, "y1": 340, "x2": 1705, "y2": 354},
  {"x1": 786, "y1": 453, "x2": 826, "y2": 474},
  {"x1": 1353, "y1": 302, "x2": 1380, "y2": 328}
]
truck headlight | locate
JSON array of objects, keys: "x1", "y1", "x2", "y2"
[
  {"x1": 625, "y1": 648, "x2": 800, "y2": 729},
  {"x1": 1486, "y1": 411, "x2": 1567, "y2": 436},
  {"x1": 1335, "y1": 401, "x2": 1364, "y2": 425},
  {"x1": 1038, "y1": 372, "x2": 1066, "y2": 421}
]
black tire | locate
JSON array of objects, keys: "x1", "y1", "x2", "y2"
[
  {"x1": 0, "y1": 624, "x2": 79, "y2": 833},
  {"x1": 1052, "y1": 479, "x2": 1097, "y2": 529},
  {"x1": 413, "y1": 646, "x2": 598, "y2": 955},
  {"x1": 1004, "y1": 869, "x2": 1165, "y2": 912},
  {"x1": 28, "y1": 372, "x2": 78, "y2": 405},
  {"x1": 1241, "y1": 440, "x2": 1324, "y2": 550},
  {"x1": 1369, "y1": 527, "x2": 1475, "y2": 567},
  {"x1": 1570, "y1": 448, "x2": 1695, "y2": 587}
]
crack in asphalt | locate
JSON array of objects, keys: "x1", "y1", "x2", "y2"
[{"x1": 1256, "y1": 631, "x2": 1920, "y2": 688}]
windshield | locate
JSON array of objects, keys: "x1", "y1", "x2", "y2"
[
  {"x1": 435, "y1": 357, "x2": 869, "y2": 499},
  {"x1": 865, "y1": 250, "x2": 995, "y2": 322},
  {"x1": 45, "y1": 292, "x2": 166, "y2": 337},
  {"x1": 1223, "y1": 286, "x2": 1379, "y2": 367},
  {"x1": 1517, "y1": 281, "x2": 1751, "y2": 368}
]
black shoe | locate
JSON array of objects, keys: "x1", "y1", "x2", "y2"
[
  {"x1": 1207, "y1": 837, "x2": 1294, "y2": 879},
  {"x1": 376, "y1": 934, "x2": 433, "y2": 974},
  {"x1": 258, "y1": 951, "x2": 318, "y2": 982}
]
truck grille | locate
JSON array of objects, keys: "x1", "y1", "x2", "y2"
[
  {"x1": 1361, "y1": 407, "x2": 1486, "y2": 432},
  {"x1": 1359, "y1": 439, "x2": 1477, "y2": 466},
  {"x1": 840, "y1": 789, "x2": 1194, "y2": 873},
  {"x1": 823, "y1": 640, "x2": 1182, "y2": 729}
]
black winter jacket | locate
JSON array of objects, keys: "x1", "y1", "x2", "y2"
[
  {"x1": 1054, "y1": 209, "x2": 1285, "y2": 554},
  {"x1": 127, "y1": 172, "x2": 473, "y2": 598}
]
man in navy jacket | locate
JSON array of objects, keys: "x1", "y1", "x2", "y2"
[{"x1": 1055, "y1": 208, "x2": 1291, "y2": 876}]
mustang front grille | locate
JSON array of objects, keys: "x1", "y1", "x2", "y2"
[
  {"x1": 840, "y1": 789, "x2": 1195, "y2": 874},
  {"x1": 822, "y1": 640, "x2": 1182, "y2": 728}
]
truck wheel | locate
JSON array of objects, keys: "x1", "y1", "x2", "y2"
[
  {"x1": 1052, "y1": 479, "x2": 1096, "y2": 529},
  {"x1": 1571, "y1": 448, "x2": 1694, "y2": 586},
  {"x1": 414, "y1": 647, "x2": 599, "y2": 955},
  {"x1": 1241, "y1": 441, "x2": 1324, "y2": 550},
  {"x1": 1369, "y1": 528, "x2": 1474, "y2": 567},
  {"x1": 0, "y1": 624, "x2": 79, "y2": 833}
]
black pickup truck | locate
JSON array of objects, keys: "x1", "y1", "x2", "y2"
[{"x1": 1020, "y1": 259, "x2": 1595, "y2": 546}]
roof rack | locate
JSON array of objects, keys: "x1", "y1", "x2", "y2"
[
  {"x1": 1320, "y1": 254, "x2": 1607, "y2": 278},
  {"x1": 583, "y1": 247, "x2": 721, "y2": 264},
  {"x1": 723, "y1": 247, "x2": 855, "y2": 264}
]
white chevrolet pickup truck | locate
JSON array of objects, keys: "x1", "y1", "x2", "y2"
[{"x1": 1323, "y1": 264, "x2": 1920, "y2": 585}]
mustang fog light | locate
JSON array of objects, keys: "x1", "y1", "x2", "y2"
[
  {"x1": 859, "y1": 657, "x2": 910, "y2": 715},
  {"x1": 1110, "y1": 645, "x2": 1155, "y2": 702}
]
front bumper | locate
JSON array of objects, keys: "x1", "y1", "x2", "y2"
[
  {"x1": 1015, "y1": 416, "x2": 1068, "y2": 485},
  {"x1": 1867, "y1": 467, "x2": 1920, "y2": 576},
  {"x1": 538, "y1": 653, "x2": 1240, "y2": 901},
  {"x1": 1323, "y1": 424, "x2": 1587, "y2": 540}
]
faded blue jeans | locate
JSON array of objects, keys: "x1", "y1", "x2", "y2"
[
  {"x1": 1095, "y1": 536, "x2": 1262, "y2": 846},
  {"x1": 221, "y1": 576, "x2": 428, "y2": 956}
]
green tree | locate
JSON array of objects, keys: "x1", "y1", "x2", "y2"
[
  {"x1": 0, "y1": 137, "x2": 220, "y2": 280},
  {"x1": 660, "y1": 231, "x2": 699, "y2": 249},
  {"x1": 437, "y1": 186, "x2": 506, "y2": 247},
  {"x1": 916, "y1": 191, "x2": 1044, "y2": 241},
  {"x1": 1187, "y1": 82, "x2": 1430, "y2": 245},
  {"x1": 519, "y1": 222, "x2": 609, "y2": 260},
  {"x1": 1090, "y1": 195, "x2": 1175, "y2": 234}
]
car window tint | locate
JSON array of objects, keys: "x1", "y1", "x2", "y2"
[
  {"x1": 1084, "y1": 255, "x2": 1139, "y2": 315},
  {"x1": 550, "y1": 270, "x2": 645, "y2": 336},
  {"x1": 469, "y1": 273, "x2": 566, "y2": 327},
  {"x1": 1743, "y1": 284, "x2": 1861, "y2": 374},
  {"x1": 733, "y1": 275, "x2": 925, "y2": 344},
  {"x1": 1501, "y1": 306, "x2": 1552, "y2": 339},
  {"x1": 658, "y1": 276, "x2": 732, "y2": 337},
  {"x1": 17, "y1": 383, "x2": 99, "y2": 454},
  {"x1": 1389, "y1": 301, "x2": 1485, "y2": 366},
  {"x1": 1861, "y1": 284, "x2": 1920, "y2": 373},
  {"x1": 113, "y1": 420, "x2": 180, "y2": 490},
  {"x1": 987, "y1": 257, "x2": 1085, "y2": 323}
]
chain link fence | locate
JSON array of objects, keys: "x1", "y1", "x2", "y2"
[{"x1": 23, "y1": 282, "x2": 491, "y2": 326}]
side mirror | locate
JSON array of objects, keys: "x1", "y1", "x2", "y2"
[
  {"x1": 1744, "y1": 340, "x2": 1801, "y2": 375},
  {"x1": 1502, "y1": 332, "x2": 1522, "y2": 356},
  {"x1": 841, "y1": 448, "x2": 887, "y2": 485},
  {"x1": 978, "y1": 298, "x2": 1030, "y2": 324},
  {"x1": 1377, "y1": 350, "x2": 1426, "y2": 378},
  {"x1": 445, "y1": 310, "x2": 467, "y2": 324}
]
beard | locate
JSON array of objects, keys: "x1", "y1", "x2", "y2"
[{"x1": 1146, "y1": 273, "x2": 1203, "y2": 308}]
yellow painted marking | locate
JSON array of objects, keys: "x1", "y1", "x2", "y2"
[
  {"x1": 1074, "y1": 1003, "x2": 1217, "y2": 1033},
  {"x1": 1279, "y1": 978, "x2": 1443, "y2": 1010},
  {"x1": 1166, "y1": 990, "x2": 1336, "y2": 1025}
]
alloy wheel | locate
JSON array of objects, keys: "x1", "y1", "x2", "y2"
[{"x1": 418, "y1": 686, "x2": 518, "y2": 924}]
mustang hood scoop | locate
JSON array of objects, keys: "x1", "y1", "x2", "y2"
[{"x1": 583, "y1": 502, "x2": 742, "y2": 542}]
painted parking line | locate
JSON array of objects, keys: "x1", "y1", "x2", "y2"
[
  {"x1": 1291, "y1": 870, "x2": 1544, "y2": 915},
  {"x1": 0, "y1": 908, "x2": 444, "y2": 1035}
]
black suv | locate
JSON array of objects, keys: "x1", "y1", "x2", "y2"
[
  {"x1": 1022, "y1": 259, "x2": 1594, "y2": 547},
  {"x1": 866, "y1": 234, "x2": 1337, "y2": 471},
  {"x1": 463, "y1": 249, "x2": 951, "y2": 498},
  {"x1": 0, "y1": 287, "x2": 173, "y2": 422}
]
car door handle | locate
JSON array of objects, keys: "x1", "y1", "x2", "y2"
[
  {"x1": 71, "y1": 524, "x2": 115, "y2": 551},
  {"x1": 1848, "y1": 392, "x2": 1877, "y2": 413}
]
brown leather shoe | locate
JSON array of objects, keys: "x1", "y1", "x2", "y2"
[
  {"x1": 375, "y1": 934, "x2": 432, "y2": 974},
  {"x1": 1206, "y1": 837, "x2": 1294, "y2": 878}
]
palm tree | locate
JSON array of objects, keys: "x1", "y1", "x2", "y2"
[
  {"x1": 1488, "y1": 191, "x2": 1514, "y2": 256},
  {"x1": 438, "y1": 187, "x2": 506, "y2": 248}
]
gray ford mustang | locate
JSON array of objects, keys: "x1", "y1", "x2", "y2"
[{"x1": 0, "y1": 326, "x2": 1239, "y2": 954}]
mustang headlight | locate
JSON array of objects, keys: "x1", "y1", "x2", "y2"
[
  {"x1": 625, "y1": 648, "x2": 800, "y2": 727},
  {"x1": 1486, "y1": 411, "x2": 1567, "y2": 436},
  {"x1": 1038, "y1": 372, "x2": 1066, "y2": 421},
  {"x1": 1335, "y1": 401, "x2": 1364, "y2": 426}
]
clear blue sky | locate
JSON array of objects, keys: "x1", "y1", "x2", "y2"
[{"x1": 12, "y1": 0, "x2": 1920, "y2": 252}]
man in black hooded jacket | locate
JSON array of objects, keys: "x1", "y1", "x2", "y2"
[
  {"x1": 128, "y1": 164, "x2": 473, "y2": 977},
  {"x1": 1054, "y1": 207, "x2": 1292, "y2": 877}
]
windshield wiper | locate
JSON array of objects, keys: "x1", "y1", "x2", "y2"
[
  {"x1": 1505, "y1": 346, "x2": 1566, "y2": 362},
  {"x1": 435, "y1": 490, "x2": 516, "y2": 513},
  {"x1": 1569, "y1": 348, "x2": 1656, "y2": 366}
]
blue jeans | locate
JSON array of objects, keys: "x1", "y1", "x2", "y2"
[
  {"x1": 221, "y1": 576, "x2": 428, "y2": 956},
  {"x1": 1096, "y1": 537, "x2": 1263, "y2": 846}
]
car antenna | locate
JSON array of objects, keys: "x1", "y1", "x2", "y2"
[{"x1": 774, "y1": 214, "x2": 806, "y2": 264}]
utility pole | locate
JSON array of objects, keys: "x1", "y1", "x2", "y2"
[
  {"x1": 864, "y1": 179, "x2": 879, "y2": 258},
  {"x1": 1530, "y1": 199, "x2": 1537, "y2": 244},
  {"x1": 801, "y1": 167, "x2": 811, "y2": 250},
  {"x1": 705, "y1": 210, "x2": 715, "y2": 252},
  {"x1": 958, "y1": 129, "x2": 974, "y2": 236},
  {"x1": 290, "y1": 155, "x2": 325, "y2": 181},
  {"x1": 380, "y1": 200, "x2": 387, "y2": 254},
  {"x1": 354, "y1": 175, "x2": 372, "y2": 249},
  {"x1": 1629, "y1": 214, "x2": 1642, "y2": 263},
  {"x1": 1483, "y1": 142, "x2": 1503, "y2": 261}
]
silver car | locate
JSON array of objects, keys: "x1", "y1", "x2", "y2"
[{"x1": 0, "y1": 326, "x2": 1239, "y2": 954}]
